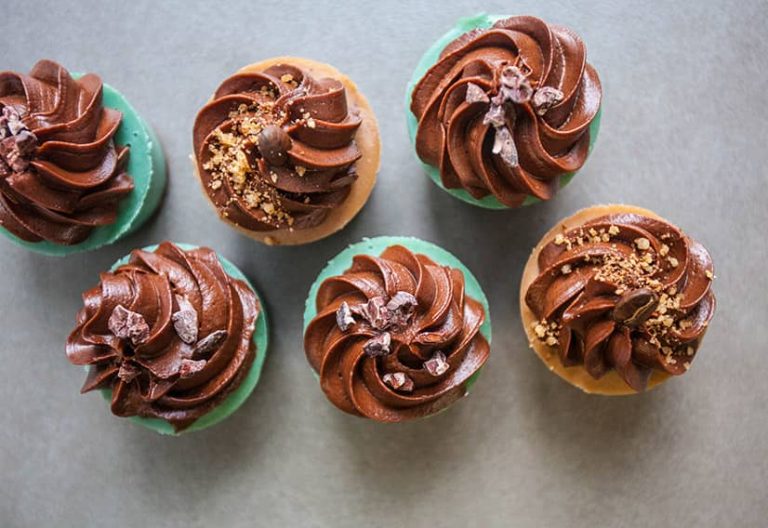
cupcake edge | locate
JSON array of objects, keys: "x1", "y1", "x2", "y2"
[
  {"x1": 405, "y1": 13, "x2": 602, "y2": 209},
  {"x1": 303, "y1": 235, "x2": 492, "y2": 410},
  {"x1": 192, "y1": 56, "x2": 381, "y2": 246},
  {"x1": 92, "y1": 243, "x2": 269, "y2": 435},
  {"x1": 0, "y1": 75, "x2": 167, "y2": 256},
  {"x1": 518, "y1": 204, "x2": 712, "y2": 395}
]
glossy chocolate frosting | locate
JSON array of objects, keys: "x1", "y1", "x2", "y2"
[
  {"x1": 525, "y1": 213, "x2": 716, "y2": 391},
  {"x1": 0, "y1": 60, "x2": 133, "y2": 244},
  {"x1": 193, "y1": 62, "x2": 363, "y2": 232},
  {"x1": 304, "y1": 245, "x2": 490, "y2": 421},
  {"x1": 66, "y1": 242, "x2": 259, "y2": 431},
  {"x1": 411, "y1": 16, "x2": 602, "y2": 206}
]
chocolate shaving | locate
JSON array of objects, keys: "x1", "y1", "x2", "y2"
[
  {"x1": 424, "y1": 351, "x2": 449, "y2": 376},
  {"x1": 117, "y1": 362, "x2": 140, "y2": 383},
  {"x1": 108, "y1": 305, "x2": 150, "y2": 346},
  {"x1": 382, "y1": 372, "x2": 414, "y2": 392},
  {"x1": 191, "y1": 330, "x2": 228, "y2": 359},
  {"x1": 172, "y1": 295, "x2": 199, "y2": 344},
  {"x1": 499, "y1": 65, "x2": 533, "y2": 104},
  {"x1": 386, "y1": 291, "x2": 418, "y2": 327},
  {"x1": 363, "y1": 332, "x2": 391, "y2": 357},
  {"x1": 353, "y1": 296, "x2": 391, "y2": 331},
  {"x1": 179, "y1": 358, "x2": 207, "y2": 378},
  {"x1": 532, "y1": 86, "x2": 564, "y2": 116},
  {"x1": 491, "y1": 125, "x2": 518, "y2": 168},
  {"x1": 465, "y1": 83, "x2": 489, "y2": 104},
  {"x1": 336, "y1": 301, "x2": 355, "y2": 332}
]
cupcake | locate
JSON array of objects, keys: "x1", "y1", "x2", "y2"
[
  {"x1": 66, "y1": 242, "x2": 268, "y2": 434},
  {"x1": 520, "y1": 205, "x2": 716, "y2": 395},
  {"x1": 193, "y1": 57, "x2": 380, "y2": 246},
  {"x1": 0, "y1": 60, "x2": 166, "y2": 255},
  {"x1": 407, "y1": 14, "x2": 602, "y2": 208},
  {"x1": 304, "y1": 236, "x2": 491, "y2": 421}
]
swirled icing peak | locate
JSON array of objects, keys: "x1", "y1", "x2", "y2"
[
  {"x1": 193, "y1": 62, "x2": 363, "y2": 232},
  {"x1": 525, "y1": 212, "x2": 716, "y2": 391},
  {"x1": 66, "y1": 242, "x2": 260, "y2": 431},
  {"x1": 411, "y1": 16, "x2": 602, "y2": 206},
  {"x1": 0, "y1": 60, "x2": 133, "y2": 244},
  {"x1": 304, "y1": 245, "x2": 490, "y2": 421}
]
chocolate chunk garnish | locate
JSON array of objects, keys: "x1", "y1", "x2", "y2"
[
  {"x1": 14, "y1": 130, "x2": 37, "y2": 156},
  {"x1": 191, "y1": 330, "x2": 228, "y2": 359},
  {"x1": 172, "y1": 295, "x2": 198, "y2": 344},
  {"x1": 108, "y1": 305, "x2": 150, "y2": 346},
  {"x1": 179, "y1": 358, "x2": 207, "y2": 378},
  {"x1": 491, "y1": 125, "x2": 518, "y2": 168},
  {"x1": 382, "y1": 372, "x2": 414, "y2": 392},
  {"x1": 612, "y1": 288, "x2": 659, "y2": 327},
  {"x1": 499, "y1": 65, "x2": 533, "y2": 104},
  {"x1": 363, "y1": 332, "x2": 391, "y2": 357},
  {"x1": 386, "y1": 291, "x2": 418, "y2": 327},
  {"x1": 353, "y1": 296, "x2": 391, "y2": 330},
  {"x1": 335, "y1": 301, "x2": 355, "y2": 332},
  {"x1": 465, "y1": 83, "x2": 489, "y2": 104},
  {"x1": 117, "y1": 362, "x2": 139, "y2": 383},
  {"x1": 3, "y1": 106, "x2": 26, "y2": 136},
  {"x1": 532, "y1": 86, "x2": 564, "y2": 116},
  {"x1": 424, "y1": 351, "x2": 449, "y2": 376},
  {"x1": 257, "y1": 124, "x2": 292, "y2": 167}
]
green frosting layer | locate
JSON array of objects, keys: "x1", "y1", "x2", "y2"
[
  {"x1": 0, "y1": 77, "x2": 167, "y2": 256},
  {"x1": 405, "y1": 13, "x2": 602, "y2": 209},
  {"x1": 96, "y1": 243, "x2": 269, "y2": 435},
  {"x1": 303, "y1": 236, "x2": 491, "y2": 394}
]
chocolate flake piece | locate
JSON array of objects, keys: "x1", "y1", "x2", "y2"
[
  {"x1": 336, "y1": 301, "x2": 355, "y2": 332},
  {"x1": 499, "y1": 65, "x2": 533, "y2": 104},
  {"x1": 257, "y1": 124, "x2": 292, "y2": 167},
  {"x1": 482, "y1": 102, "x2": 506, "y2": 128},
  {"x1": 386, "y1": 291, "x2": 418, "y2": 327},
  {"x1": 382, "y1": 372, "x2": 414, "y2": 392},
  {"x1": 179, "y1": 358, "x2": 207, "y2": 378},
  {"x1": 117, "y1": 362, "x2": 140, "y2": 383},
  {"x1": 172, "y1": 295, "x2": 199, "y2": 344},
  {"x1": 108, "y1": 305, "x2": 150, "y2": 346},
  {"x1": 465, "y1": 83, "x2": 490, "y2": 104},
  {"x1": 353, "y1": 296, "x2": 391, "y2": 330},
  {"x1": 612, "y1": 288, "x2": 659, "y2": 327},
  {"x1": 532, "y1": 86, "x2": 564, "y2": 115},
  {"x1": 363, "y1": 332, "x2": 392, "y2": 357},
  {"x1": 191, "y1": 330, "x2": 228, "y2": 359},
  {"x1": 424, "y1": 351, "x2": 449, "y2": 376},
  {"x1": 492, "y1": 125, "x2": 518, "y2": 168}
]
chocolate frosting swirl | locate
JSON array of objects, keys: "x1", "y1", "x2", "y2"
[
  {"x1": 193, "y1": 62, "x2": 363, "y2": 231},
  {"x1": 304, "y1": 245, "x2": 490, "y2": 421},
  {"x1": 66, "y1": 242, "x2": 259, "y2": 431},
  {"x1": 0, "y1": 60, "x2": 133, "y2": 244},
  {"x1": 525, "y1": 213, "x2": 716, "y2": 391},
  {"x1": 411, "y1": 16, "x2": 602, "y2": 206}
]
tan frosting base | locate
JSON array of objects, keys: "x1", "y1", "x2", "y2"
[
  {"x1": 192, "y1": 56, "x2": 381, "y2": 246},
  {"x1": 519, "y1": 204, "x2": 673, "y2": 396}
]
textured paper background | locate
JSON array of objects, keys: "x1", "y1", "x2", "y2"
[{"x1": 1, "y1": 1, "x2": 766, "y2": 526}]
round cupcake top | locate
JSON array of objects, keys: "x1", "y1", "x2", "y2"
[
  {"x1": 0, "y1": 60, "x2": 134, "y2": 244},
  {"x1": 524, "y1": 212, "x2": 716, "y2": 392},
  {"x1": 304, "y1": 244, "x2": 490, "y2": 422},
  {"x1": 410, "y1": 16, "x2": 602, "y2": 207},
  {"x1": 66, "y1": 242, "x2": 260, "y2": 432},
  {"x1": 193, "y1": 62, "x2": 364, "y2": 232}
]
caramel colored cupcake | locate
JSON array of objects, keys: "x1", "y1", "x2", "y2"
[
  {"x1": 193, "y1": 57, "x2": 380, "y2": 246},
  {"x1": 520, "y1": 205, "x2": 716, "y2": 395}
]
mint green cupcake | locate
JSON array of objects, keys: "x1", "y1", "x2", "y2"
[
  {"x1": 66, "y1": 242, "x2": 268, "y2": 435},
  {"x1": 303, "y1": 236, "x2": 491, "y2": 422},
  {"x1": 0, "y1": 60, "x2": 166, "y2": 255},
  {"x1": 407, "y1": 14, "x2": 602, "y2": 208}
]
